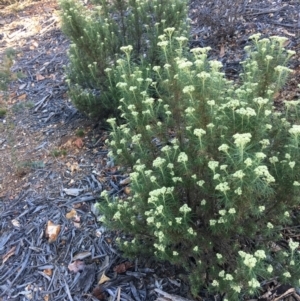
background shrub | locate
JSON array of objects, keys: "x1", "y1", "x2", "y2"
[
  {"x1": 98, "y1": 33, "x2": 300, "y2": 300},
  {"x1": 59, "y1": 0, "x2": 188, "y2": 119}
]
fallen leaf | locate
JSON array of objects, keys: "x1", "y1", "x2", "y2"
[
  {"x1": 17, "y1": 93, "x2": 27, "y2": 101},
  {"x1": 45, "y1": 220, "x2": 61, "y2": 243},
  {"x1": 283, "y1": 39, "x2": 290, "y2": 47},
  {"x1": 73, "y1": 221, "x2": 81, "y2": 228},
  {"x1": 36, "y1": 74, "x2": 45, "y2": 81},
  {"x1": 219, "y1": 44, "x2": 225, "y2": 57},
  {"x1": 124, "y1": 187, "x2": 131, "y2": 195},
  {"x1": 63, "y1": 188, "x2": 83, "y2": 197},
  {"x1": 11, "y1": 219, "x2": 20, "y2": 228},
  {"x1": 282, "y1": 29, "x2": 295, "y2": 37},
  {"x1": 66, "y1": 162, "x2": 80, "y2": 173},
  {"x1": 73, "y1": 138, "x2": 84, "y2": 148},
  {"x1": 44, "y1": 294, "x2": 49, "y2": 301},
  {"x1": 66, "y1": 208, "x2": 77, "y2": 219},
  {"x1": 73, "y1": 203, "x2": 82, "y2": 209},
  {"x1": 92, "y1": 286, "x2": 106, "y2": 300},
  {"x1": 98, "y1": 272, "x2": 110, "y2": 284},
  {"x1": 43, "y1": 269, "x2": 52, "y2": 276},
  {"x1": 68, "y1": 260, "x2": 85, "y2": 273},
  {"x1": 113, "y1": 261, "x2": 133, "y2": 274},
  {"x1": 2, "y1": 246, "x2": 16, "y2": 264},
  {"x1": 73, "y1": 251, "x2": 92, "y2": 261},
  {"x1": 48, "y1": 73, "x2": 56, "y2": 80},
  {"x1": 119, "y1": 177, "x2": 130, "y2": 185},
  {"x1": 19, "y1": 83, "x2": 27, "y2": 90}
]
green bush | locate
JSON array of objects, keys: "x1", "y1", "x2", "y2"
[
  {"x1": 97, "y1": 32, "x2": 300, "y2": 300},
  {"x1": 59, "y1": 0, "x2": 188, "y2": 119},
  {"x1": 0, "y1": 48, "x2": 17, "y2": 100}
]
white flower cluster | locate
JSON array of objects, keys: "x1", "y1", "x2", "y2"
[
  {"x1": 148, "y1": 187, "x2": 174, "y2": 203},
  {"x1": 255, "y1": 152, "x2": 267, "y2": 160},
  {"x1": 239, "y1": 251, "x2": 257, "y2": 269},
  {"x1": 185, "y1": 107, "x2": 195, "y2": 115},
  {"x1": 253, "y1": 97, "x2": 269, "y2": 106},
  {"x1": 197, "y1": 71, "x2": 211, "y2": 80},
  {"x1": 259, "y1": 139, "x2": 270, "y2": 149},
  {"x1": 218, "y1": 144, "x2": 229, "y2": 153},
  {"x1": 289, "y1": 239, "x2": 299, "y2": 251},
  {"x1": 153, "y1": 157, "x2": 166, "y2": 168},
  {"x1": 254, "y1": 165, "x2": 275, "y2": 183},
  {"x1": 194, "y1": 128, "x2": 206, "y2": 138},
  {"x1": 248, "y1": 278, "x2": 260, "y2": 289},
  {"x1": 208, "y1": 161, "x2": 219, "y2": 172},
  {"x1": 233, "y1": 133, "x2": 252, "y2": 149},
  {"x1": 235, "y1": 107, "x2": 256, "y2": 117},
  {"x1": 289, "y1": 125, "x2": 300, "y2": 136},
  {"x1": 269, "y1": 156, "x2": 279, "y2": 164},
  {"x1": 197, "y1": 180, "x2": 205, "y2": 187},
  {"x1": 254, "y1": 250, "x2": 266, "y2": 259},
  {"x1": 177, "y1": 152, "x2": 188, "y2": 163},
  {"x1": 232, "y1": 170, "x2": 245, "y2": 179},
  {"x1": 179, "y1": 204, "x2": 192, "y2": 214},
  {"x1": 182, "y1": 85, "x2": 195, "y2": 94},
  {"x1": 120, "y1": 45, "x2": 133, "y2": 53},
  {"x1": 215, "y1": 182, "x2": 230, "y2": 193},
  {"x1": 244, "y1": 158, "x2": 253, "y2": 167}
]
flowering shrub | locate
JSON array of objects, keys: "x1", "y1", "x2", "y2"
[
  {"x1": 98, "y1": 32, "x2": 300, "y2": 299},
  {"x1": 59, "y1": 0, "x2": 188, "y2": 119}
]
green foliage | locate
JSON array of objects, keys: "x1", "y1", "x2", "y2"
[
  {"x1": 51, "y1": 149, "x2": 67, "y2": 157},
  {"x1": 98, "y1": 33, "x2": 300, "y2": 299},
  {"x1": 75, "y1": 128, "x2": 85, "y2": 137},
  {"x1": 0, "y1": 48, "x2": 17, "y2": 100},
  {"x1": 59, "y1": 0, "x2": 188, "y2": 119},
  {"x1": 0, "y1": 108, "x2": 7, "y2": 117}
]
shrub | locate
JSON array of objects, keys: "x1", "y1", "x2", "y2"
[
  {"x1": 97, "y1": 32, "x2": 300, "y2": 300},
  {"x1": 0, "y1": 48, "x2": 18, "y2": 100},
  {"x1": 59, "y1": 0, "x2": 188, "y2": 119}
]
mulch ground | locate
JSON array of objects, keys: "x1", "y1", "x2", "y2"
[{"x1": 0, "y1": 0, "x2": 300, "y2": 300}]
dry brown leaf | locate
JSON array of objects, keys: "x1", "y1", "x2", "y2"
[
  {"x1": 48, "y1": 73, "x2": 56, "y2": 80},
  {"x1": 113, "y1": 261, "x2": 133, "y2": 274},
  {"x1": 66, "y1": 209, "x2": 77, "y2": 219},
  {"x1": 283, "y1": 39, "x2": 290, "y2": 47},
  {"x1": 73, "y1": 203, "x2": 82, "y2": 209},
  {"x1": 68, "y1": 260, "x2": 85, "y2": 273},
  {"x1": 73, "y1": 138, "x2": 84, "y2": 148},
  {"x1": 282, "y1": 29, "x2": 295, "y2": 37},
  {"x1": 66, "y1": 162, "x2": 80, "y2": 173},
  {"x1": 98, "y1": 272, "x2": 111, "y2": 284},
  {"x1": 119, "y1": 177, "x2": 130, "y2": 185},
  {"x1": 92, "y1": 286, "x2": 106, "y2": 300},
  {"x1": 36, "y1": 74, "x2": 45, "y2": 81},
  {"x1": 44, "y1": 294, "x2": 49, "y2": 301},
  {"x1": 45, "y1": 220, "x2": 61, "y2": 243},
  {"x1": 219, "y1": 44, "x2": 225, "y2": 57},
  {"x1": 43, "y1": 269, "x2": 52, "y2": 276},
  {"x1": 124, "y1": 187, "x2": 131, "y2": 195},
  {"x1": 2, "y1": 246, "x2": 16, "y2": 264},
  {"x1": 17, "y1": 93, "x2": 27, "y2": 101}
]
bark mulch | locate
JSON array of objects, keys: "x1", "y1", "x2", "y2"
[{"x1": 0, "y1": 0, "x2": 300, "y2": 300}]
